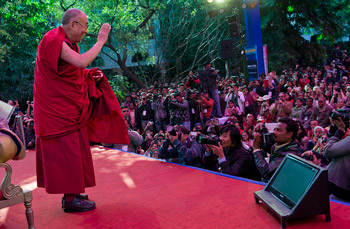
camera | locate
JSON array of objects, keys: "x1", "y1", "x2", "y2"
[
  {"x1": 335, "y1": 88, "x2": 341, "y2": 93},
  {"x1": 330, "y1": 109, "x2": 350, "y2": 127},
  {"x1": 166, "y1": 126, "x2": 178, "y2": 136},
  {"x1": 256, "y1": 125, "x2": 275, "y2": 153},
  {"x1": 196, "y1": 134, "x2": 219, "y2": 146}
]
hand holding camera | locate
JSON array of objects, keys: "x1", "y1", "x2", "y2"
[{"x1": 207, "y1": 142, "x2": 224, "y2": 159}]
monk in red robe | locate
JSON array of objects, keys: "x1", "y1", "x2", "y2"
[{"x1": 34, "y1": 8, "x2": 129, "y2": 213}]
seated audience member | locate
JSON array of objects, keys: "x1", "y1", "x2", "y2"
[
  {"x1": 158, "y1": 126, "x2": 206, "y2": 168},
  {"x1": 300, "y1": 98, "x2": 315, "y2": 130},
  {"x1": 205, "y1": 124, "x2": 260, "y2": 180},
  {"x1": 296, "y1": 121, "x2": 308, "y2": 152},
  {"x1": 243, "y1": 113, "x2": 256, "y2": 132},
  {"x1": 270, "y1": 92, "x2": 293, "y2": 122},
  {"x1": 144, "y1": 141, "x2": 159, "y2": 158},
  {"x1": 307, "y1": 125, "x2": 324, "y2": 150},
  {"x1": 252, "y1": 117, "x2": 302, "y2": 182},
  {"x1": 224, "y1": 101, "x2": 242, "y2": 117},
  {"x1": 141, "y1": 130, "x2": 153, "y2": 151},
  {"x1": 310, "y1": 95, "x2": 332, "y2": 128},
  {"x1": 323, "y1": 117, "x2": 350, "y2": 201},
  {"x1": 291, "y1": 98, "x2": 304, "y2": 120},
  {"x1": 241, "y1": 131, "x2": 253, "y2": 150}
]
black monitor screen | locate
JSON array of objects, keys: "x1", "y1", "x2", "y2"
[{"x1": 267, "y1": 156, "x2": 319, "y2": 208}]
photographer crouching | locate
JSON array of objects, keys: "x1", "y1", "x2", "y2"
[
  {"x1": 252, "y1": 117, "x2": 302, "y2": 182},
  {"x1": 158, "y1": 126, "x2": 206, "y2": 168},
  {"x1": 204, "y1": 124, "x2": 260, "y2": 180},
  {"x1": 323, "y1": 110, "x2": 350, "y2": 201}
]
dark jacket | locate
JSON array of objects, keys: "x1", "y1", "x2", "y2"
[
  {"x1": 205, "y1": 145, "x2": 260, "y2": 180},
  {"x1": 253, "y1": 141, "x2": 302, "y2": 182},
  {"x1": 158, "y1": 138, "x2": 206, "y2": 169}
]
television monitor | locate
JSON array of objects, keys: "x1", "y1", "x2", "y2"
[
  {"x1": 254, "y1": 154, "x2": 330, "y2": 228},
  {"x1": 266, "y1": 155, "x2": 319, "y2": 209}
]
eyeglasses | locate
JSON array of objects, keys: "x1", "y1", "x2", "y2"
[{"x1": 73, "y1": 21, "x2": 88, "y2": 29}]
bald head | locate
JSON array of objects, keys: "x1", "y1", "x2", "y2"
[{"x1": 62, "y1": 8, "x2": 84, "y2": 25}]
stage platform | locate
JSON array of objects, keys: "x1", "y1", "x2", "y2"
[{"x1": 1, "y1": 146, "x2": 349, "y2": 228}]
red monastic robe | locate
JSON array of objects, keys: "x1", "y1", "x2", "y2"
[{"x1": 34, "y1": 26, "x2": 129, "y2": 194}]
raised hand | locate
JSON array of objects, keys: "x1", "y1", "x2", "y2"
[{"x1": 97, "y1": 23, "x2": 111, "y2": 45}]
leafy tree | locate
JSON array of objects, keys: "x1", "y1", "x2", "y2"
[
  {"x1": 260, "y1": 0, "x2": 350, "y2": 71},
  {"x1": 0, "y1": 0, "x2": 53, "y2": 102}
]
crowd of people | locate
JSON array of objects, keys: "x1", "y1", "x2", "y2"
[
  {"x1": 116, "y1": 50, "x2": 350, "y2": 201},
  {"x1": 1, "y1": 47, "x2": 350, "y2": 202}
]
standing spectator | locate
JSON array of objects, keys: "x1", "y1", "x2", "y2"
[
  {"x1": 200, "y1": 91, "x2": 214, "y2": 124},
  {"x1": 171, "y1": 93, "x2": 191, "y2": 131},
  {"x1": 152, "y1": 95, "x2": 168, "y2": 132},
  {"x1": 138, "y1": 95, "x2": 154, "y2": 132},
  {"x1": 204, "y1": 62, "x2": 222, "y2": 117}
]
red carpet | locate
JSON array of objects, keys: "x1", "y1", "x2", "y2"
[{"x1": 1, "y1": 146, "x2": 349, "y2": 228}]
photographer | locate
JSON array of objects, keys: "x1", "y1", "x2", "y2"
[
  {"x1": 204, "y1": 124, "x2": 259, "y2": 180},
  {"x1": 252, "y1": 117, "x2": 302, "y2": 182},
  {"x1": 186, "y1": 71, "x2": 200, "y2": 90},
  {"x1": 323, "y1": 117, "x2": 350, "y2": 201},
  {"x1": 151, "y1": 94, "x2": 168, "y2": 132},
  {"x1": 204, "y1": 62, "x2": 222, "y2": 117},
  {"x1": 270, "y1": 92, "x2": 293, "y2": 122},
  {"x1": 158, "y1": 126, "x2": 206, "y2": 168},
  {"x1": 138, "y1": 95, "x2": 154, "y2": 132}
]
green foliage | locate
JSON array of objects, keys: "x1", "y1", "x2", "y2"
[
  {"x1": 260, "y1": 0, "x2": 349, "y2": 71},
  {"x1": 108, "y1": 74, "x2": 130, "y2": 101},
  {"x1": 155, "y1": 0, "x2": 235, "y2": 81},
  {"x1": 0, "y1": 0, "x2": 52, "y2": 102}
]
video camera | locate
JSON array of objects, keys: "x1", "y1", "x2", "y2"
[
  {"x1": 256, "y1": 125, "x2": 275, "y2": 153},
  {"x1": 330, "y1": 109, "x2": 350, "y2": 127}
]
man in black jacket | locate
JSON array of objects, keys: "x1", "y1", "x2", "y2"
[{"x1": 252, "y1": 117, "x2": 302, "y2": 182}]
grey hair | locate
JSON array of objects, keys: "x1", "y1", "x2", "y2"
[
  {"x1": 61, "y1": 8, "x2": 83, "y2": 25},
  {"x1": 314, "y1": 126, "x2": 324, "y2": 136}
]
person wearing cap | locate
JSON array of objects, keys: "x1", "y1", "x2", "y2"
[
  {"x1": 34, "y1": 9, "x2": 128, "y2": 212},
  {"x1": 259, "y1": 95, "x2": 273, "y2": 123}
]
